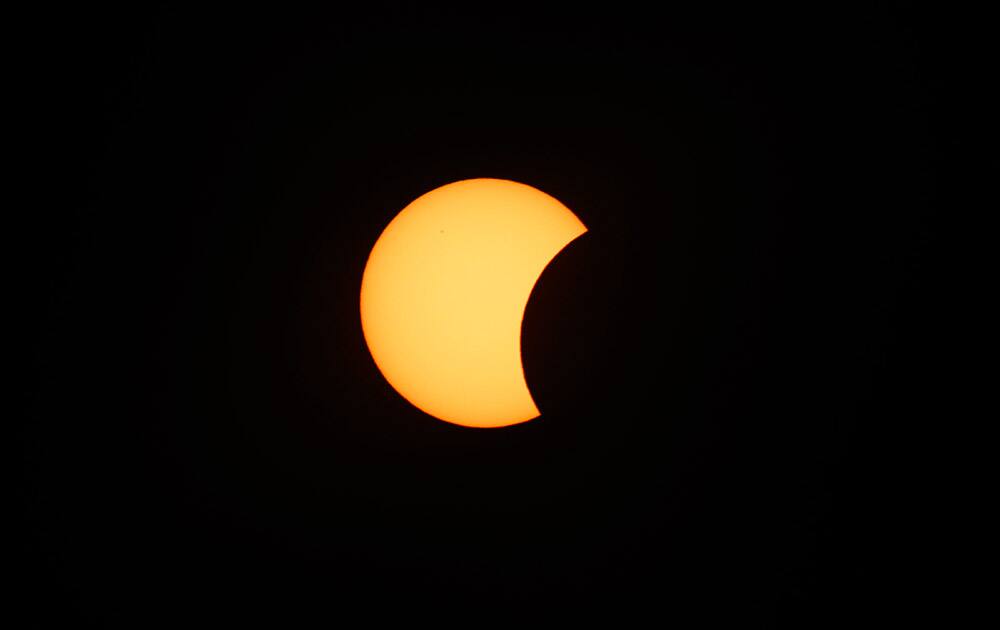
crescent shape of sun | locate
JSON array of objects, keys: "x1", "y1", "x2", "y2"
[{"x1": 359, "y1": 178, "x2": 588, "y2": 429}]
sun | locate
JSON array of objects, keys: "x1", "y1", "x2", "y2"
[{"x1": 360, "y1": 178, "x2": 587, "y2": 428}]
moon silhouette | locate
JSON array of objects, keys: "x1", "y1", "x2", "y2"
[{"x1": 359, "y1": 178, "x2": 588, "y2": 428}]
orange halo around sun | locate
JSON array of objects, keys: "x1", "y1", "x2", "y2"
[{"x1": 359, "y1": 178, "x2": 587, "y2": 428}]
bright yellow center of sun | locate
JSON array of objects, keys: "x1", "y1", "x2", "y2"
[{"x1": 359, "y1": 178, "x2": 587, "y2": 428}]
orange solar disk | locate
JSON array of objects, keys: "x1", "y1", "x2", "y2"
[{"x1": 360, "y1": 178, "x2": 587, "y2": 428}]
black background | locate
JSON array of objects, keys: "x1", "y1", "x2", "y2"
[{"x1": 23, "y1": 3, "x2": 957, "y2": 626}]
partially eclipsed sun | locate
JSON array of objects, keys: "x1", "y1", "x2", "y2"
[{"x1": 359, "y1": 178, "x2": 588, "y2": 428}]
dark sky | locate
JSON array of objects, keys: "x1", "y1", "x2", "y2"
[{"x1": 22, "y1": 3, "x2": 959, "y2": 626}]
